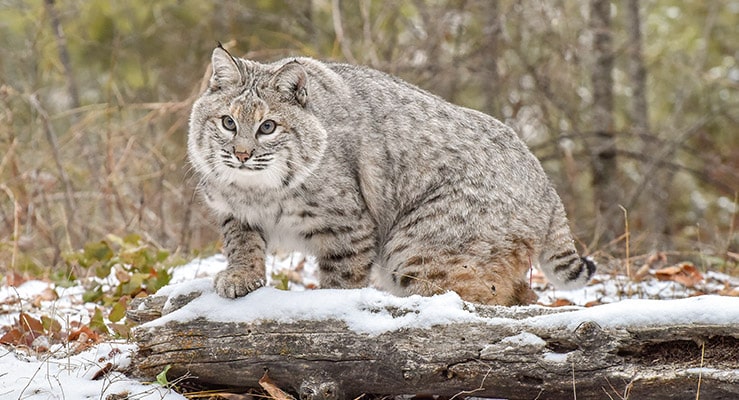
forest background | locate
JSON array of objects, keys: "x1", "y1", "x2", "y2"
[{"x1": 0, "y1": 0, "x2": 736, "y2": 280}]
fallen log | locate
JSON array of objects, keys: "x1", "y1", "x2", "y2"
[{"x1": 128, "y1": 280, "x2": 739, "y2": 399}]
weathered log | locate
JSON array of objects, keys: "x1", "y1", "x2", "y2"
[{"x1": 128, "y1": 285, "x2": 739, "y2": 399}]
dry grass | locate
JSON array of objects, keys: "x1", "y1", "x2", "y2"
[{"x1": 0, "y1": 82, "x2": 220, "y2": 277}]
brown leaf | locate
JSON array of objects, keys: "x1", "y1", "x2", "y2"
[
  {"x1": 0, "y1": 327, "x2": 23, "y2": 345},
  {"x1": 91, "y1": 362, "x2": 114, "y2": 380},
  {"x1": 654, "y1": 263, "x2": 703, "y2": 287},
  {"x1": 69, "y1": 325, "x2": 100, "y2": 344},
  {"x1": 546, "y1": 298, "x2": 575, "y2": 307},
  {"x1": 259, "y1": 371, "x2": 296, "y2": 400},
  {"x1": 584, "y1": 299, "x2": 604, "y2": 307},
  {"x1": 719, "y1": 287, "x2": 739, "y2": 297},
  {"x1": 19, "y1": 312, "x2": 44, "y2": 337}
]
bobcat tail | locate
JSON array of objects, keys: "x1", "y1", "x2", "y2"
[
  {"x1": 539, "y1": 249, "x2": 596, "y2": 289},
  {"x1": 538, "y1": 203, "x2": 596, "y2": 289}
]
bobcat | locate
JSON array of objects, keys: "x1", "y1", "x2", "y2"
[{"x1": 188, "y1": 45, "x2": 595, "y2": 306}]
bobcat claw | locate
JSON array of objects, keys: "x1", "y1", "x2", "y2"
[{"x1": 214, "y1": 269, "x2": 264, "y2": 298}]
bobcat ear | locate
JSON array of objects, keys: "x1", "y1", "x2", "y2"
[
  {"x1": 271, "y1": 61, "x2": 308, "y2": 107},
  {"x1": 210, "y1": 46, "x2": 242, "y2": 89}
]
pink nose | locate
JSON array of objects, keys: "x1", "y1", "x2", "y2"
[{"x1": 233, "y1": 148, "x2": 251, "y2": 163}]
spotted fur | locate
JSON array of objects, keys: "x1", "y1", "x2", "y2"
[{"x1": 188, "y1": 46, "x2": 595, "y2": 305}]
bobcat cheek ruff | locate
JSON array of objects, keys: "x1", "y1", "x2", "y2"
[{"x1": 188, "y1": 46, "x2": 595, "y2": 305}]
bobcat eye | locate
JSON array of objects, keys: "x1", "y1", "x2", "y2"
[
  {"x1": 258, "y1": 119, "x2": 277, "y2": 135},
  {"x1": 221, "y1": 116, "x2": 237, "y2": 131}
]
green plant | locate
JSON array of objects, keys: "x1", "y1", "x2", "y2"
[{"x1": 62, "y1": 233, "x2": 181, "y2": 305}]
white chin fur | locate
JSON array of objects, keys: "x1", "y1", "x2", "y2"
[{"x1": 226, "y1": 166, "x2": 285, "y2": 189}]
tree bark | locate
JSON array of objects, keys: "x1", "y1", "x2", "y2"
[
  {"x1": 589, "y1": 0, "x2": 621, "y2": 246},
  {"x1": 129, "y1": 291, "x2": 739, "y2": 399}
]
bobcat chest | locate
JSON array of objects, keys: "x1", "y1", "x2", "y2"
[{"x1": 206, "y1": 186, "x2": 320, "y2": 254}]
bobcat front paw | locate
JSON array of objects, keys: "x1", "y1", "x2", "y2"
[{"x1": 214, "y1": 268, "x2": 264, "y2": 298}]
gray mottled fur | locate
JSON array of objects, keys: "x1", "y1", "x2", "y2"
[{"x1": 187, "y1": 47, "x2": 595, "y2": 305}]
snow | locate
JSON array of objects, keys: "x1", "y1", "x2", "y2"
[
  {"x1": 497, "y1": 332, "x2": 546, "y2": 347},
  {"x1": 152, "y1": 282, "x2": 480, "y2": 336},
  {"x1": 150, "y1": 274, "x2": 739, "y2": 336},
  {"x1": 1, "y1": 253, "x2": 738, "y2": 398},
  {"x1": 0, "y1": 343, "x2": 183, "y2": 400},
  {"x1": 528, "y1": 295, "x2": 739, "y2": 330},
  {"x1": 542, "y1": 351, "x2": 570, "y2": 363}
]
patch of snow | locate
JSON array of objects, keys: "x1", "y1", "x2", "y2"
[
  {"x1": 149, "y1": 282, "x2": 481, "y2": 336},
  {"x1": 498, "y1": 332, "x2": 546, "y2": 347},
  {"x1": 171, "y1": 253, "x2": 319, "y2": 290},
  {"x1": 543, "y1": 351, "x2": 570, "y2": 363},
  {"x1": 527, "y1": 295, "x2": 739, "y2": 330},
  {"x1": 170, "y1": 253, "x2": 228, "y2": 283},
  {"x1": 0, "y1": 343, "x2": 184, "y2": 400},
  {"x1": 0, "y1": 280, "x2": 50, "y2": 301},
  {"x1": 537, "y1": 270, "x2": 738, "y2": 306},
  {"x1": 149, "y1": 256, "x2": 739, "y2": 337}
]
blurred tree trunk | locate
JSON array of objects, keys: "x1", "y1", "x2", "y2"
[
  {"x1": 482, "y1": 1, "x2": 502, "y2": 117},
  {"x1": 43, "y1": 0, "x2": 80, "y2": 109},
  {"x1": 625, "y1": 0, "x2": 671, "y2": 251},
  {"x1": 589, "y1": 0, "x2": 621, "y2": 246}
]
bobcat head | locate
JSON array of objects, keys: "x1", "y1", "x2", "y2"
[{"x1": 188, "y1": 46, "x2": 327, "y2": 191}]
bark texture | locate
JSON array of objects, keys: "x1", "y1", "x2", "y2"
[{"x1": 129, "y1": 291, "x2": 739, "y2": 399}]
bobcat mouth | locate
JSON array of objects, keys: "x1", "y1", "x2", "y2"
[
  {"x1": 220, "y1": 149, "x2": 274, "y2": 171},
  {"x1": 235, "y1": 154, "x2": 274, "y2": 171}
]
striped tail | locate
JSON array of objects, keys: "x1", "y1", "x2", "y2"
[
  {"x1": 540, "y1": 249, "x2": 596, "y2": 289},
  {"x1": 539, "y1": 201, "x2": 596, "y2": 289}
]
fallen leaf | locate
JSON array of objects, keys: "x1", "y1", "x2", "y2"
[
  {"x1": 654, "y1": 263, "x2": 703, "y2": 287},
  {"x1": 19, "y1": 313, "x2": 44, "y2": 337},
  {"x1": 0, "y1": 327, "x2": 23, "y2": 345},
  {"x1": 41, "y1": 315, "x2": 63, "y2": 340},
  {"x1": 719, "y1": 287, "x2": 739, "y2": 297},
  {"x1": 69, "y1": 325, "x2": 100, "y2": 345},
  {"x1": 259, "y1": 371, "x2": 296, "y2": 400},
  {"x1": 92, "y1": 362, "x2": 114, "y2": 380},
  {"x1": 584, "y1": 299, "x2": 604, "y2": 307},
  {"x1": 546, "y1": 298, "x2": 575, "y2": 307}
]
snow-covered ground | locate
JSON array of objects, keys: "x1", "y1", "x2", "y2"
[{"x1": 1, "y1": 253, "x2": 737, "y2": 399}]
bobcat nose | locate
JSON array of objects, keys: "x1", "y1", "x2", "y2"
[{"x1": 233, "y1": 146, "x2": 251, "y2": 163}]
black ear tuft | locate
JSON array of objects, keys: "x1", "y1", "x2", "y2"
[
  {"x1": 210, "y1": 46, "x2": 242, "y2": 89},
  {"x1": 270, "y1": 61, "x2": 309, "y2": 107}
]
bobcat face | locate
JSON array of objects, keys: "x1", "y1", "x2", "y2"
[{"x1": 188, "y1": 47, "x2": 327, "y2": 190}]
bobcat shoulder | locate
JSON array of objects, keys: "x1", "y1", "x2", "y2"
[{"x1": 187, "y1": 46, "x2": 595, "y2": 305}]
